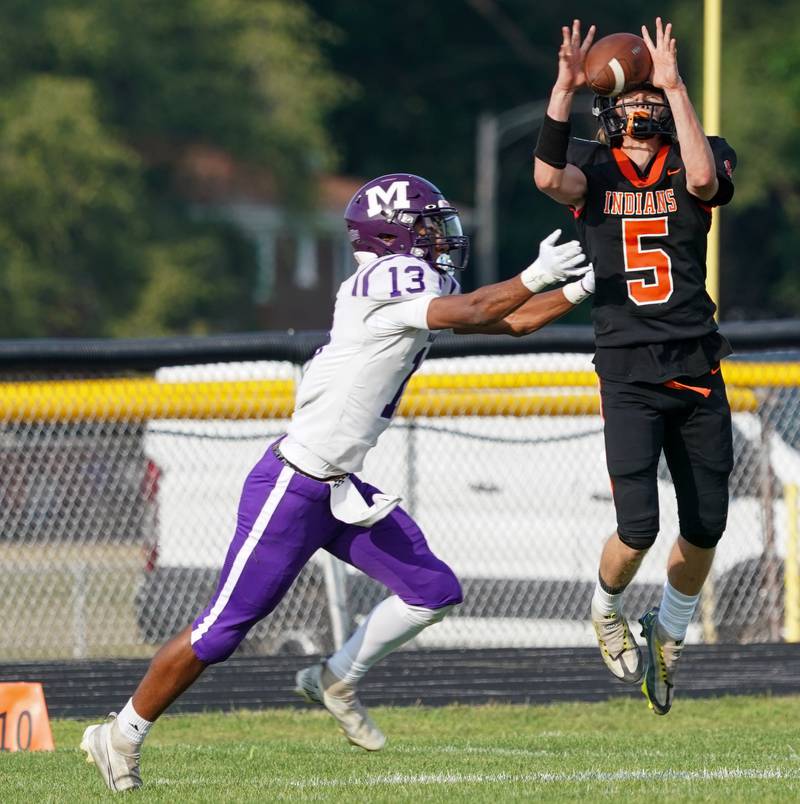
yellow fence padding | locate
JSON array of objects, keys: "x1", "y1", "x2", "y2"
[
  {"x1": 406, "y1": 363, "x2": 800, "y2": 391},
  {"x1": 0, "y1": 378, "x2": 295, "y2": 421},
  {"x1": 0, "y1": 373, "x2": 761, "y2": 421}
]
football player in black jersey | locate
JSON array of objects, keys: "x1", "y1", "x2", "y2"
[{"x1": 534, "y1": 18, "x2": 736, "y2": 715}]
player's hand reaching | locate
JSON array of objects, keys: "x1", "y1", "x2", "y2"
[
  {"x1": 520, "y1": 229, "x2": 590, "y2": 293},
  {"x1": 554, "y1": 19, "x2": 596, "y2": 93},
  {"x1": 642, "y1": 17, "x2": 682, "y2": 92}
]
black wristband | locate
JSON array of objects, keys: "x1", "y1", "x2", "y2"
[{"x1": 534, "y1": 114, "x2": 571, "y2": 169}]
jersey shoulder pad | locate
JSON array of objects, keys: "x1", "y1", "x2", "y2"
[
  {"x1": 702, "y1": 136, "x2": 736, "y2": 206},
  {"x1": 567, "y1": 137, "x2": 609, "y2": 169},
  {"x1": 354, "y1": 255, "x2": 447, "y2": 302}
]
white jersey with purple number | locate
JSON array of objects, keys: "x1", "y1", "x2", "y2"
[{"x1": 285, "y1": 254, "x2": 460, "y2": 473}]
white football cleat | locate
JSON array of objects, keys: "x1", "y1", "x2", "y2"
[
  {"x1": 591, "y1": 604, "x2": 644, "y2": 684},
  {"x1": 80, "y1": 713, "x2": 142, "y2": 792},
  {"x1": 295, "y1": 662, "x2": 386, "y2": 751}
]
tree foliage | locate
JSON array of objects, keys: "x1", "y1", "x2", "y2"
[
  {"x1": 0, "y1": 75, "x2": 143, "y2": 336},
  {"x1": 0, "y1": 1, "x2": 795, "y2": 334},
  {"x1": 0, "y1": 0, "x2": 346, "y2": 336}
]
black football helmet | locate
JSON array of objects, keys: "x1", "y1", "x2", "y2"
[{"x1": 593, "y1": 84, "x2": 674, "y2": 144}]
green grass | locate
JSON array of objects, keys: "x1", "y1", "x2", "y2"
[{"x1": 3, "y1": 696, "x2": 800, "y2": 802}]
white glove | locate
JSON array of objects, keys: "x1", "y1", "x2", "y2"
[
  {"x1": 520, "y1": 229, "x2": 590, "y2": 293},
  {"x1": 562, "y1": 264, "x2": 595, "y2": 304}
]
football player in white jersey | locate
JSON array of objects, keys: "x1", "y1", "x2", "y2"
[{"x1": 81, "y1": 173, "x2": 595, "y2": 792}]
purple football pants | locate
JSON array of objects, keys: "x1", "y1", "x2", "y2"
[{"x1": 190, "y1": 442, "x2": 462, "y2": 664}]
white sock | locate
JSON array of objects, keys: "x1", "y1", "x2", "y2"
[
  {"x1": 657, "y1": 581, "x2": 700, "y2": 641},
  {"x1": 591, "y1": 579, "x2": 624, "y2": 617},
  {"x1": 117, "y1": 698, "x2": 153, "y2": 745},
  {"x1": 326, "y1": 595, "x2": 453, "y2": 687}
]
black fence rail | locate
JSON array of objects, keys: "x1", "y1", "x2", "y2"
[
  {"x1": 0, "y1": 318, "x2": 798, "y2": 370},
  {"x1": 1, "y1": 644, "x2": 798, "y2": 719}
]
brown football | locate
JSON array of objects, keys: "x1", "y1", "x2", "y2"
[{"x1": 584, "y1": 33, "x2": 652, "y2": 97}]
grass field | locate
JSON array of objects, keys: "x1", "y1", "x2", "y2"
[{"x1": 3, "y1": 695, "x2": 800, "y2": 802}]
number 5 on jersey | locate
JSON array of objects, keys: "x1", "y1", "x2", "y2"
[{"x1": 623, "y1": 217, "x2": 673, "y2": 305}]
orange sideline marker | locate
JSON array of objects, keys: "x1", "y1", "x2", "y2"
[{"x1": 0, "y1": 682, "x2": 54, "y2": 751}]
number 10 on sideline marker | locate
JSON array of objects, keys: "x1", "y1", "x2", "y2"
[{"x1": 0, "y1": 682, "x2": 54, "y2": 752}]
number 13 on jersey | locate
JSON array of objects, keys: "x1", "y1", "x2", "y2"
[{"x1": 622, "y1": 217, "x2": 673, "y2": 305}]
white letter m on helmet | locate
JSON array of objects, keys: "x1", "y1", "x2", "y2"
[{"x1": 365, "y1": 181, "x2": 410, "y2": 218}]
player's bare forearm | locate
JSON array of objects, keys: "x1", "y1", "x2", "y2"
[
  {"x1": 431, "y1": 230, "x2": 588, "y2": 330},
  {"x1": 534, "y1": 158, "x2": 588, "y2": 207},
  {"x1": 454, "y1": 287, "x2": 576, "y2": 336},
  {"x1": 504, "y1": 286, "x2": 576, "y2": 334},
  {"x1": 427, "y1": 276, "x2": 534, "y2": 330},
  {"x1": 546, "y1": 86, "x2": 575, "y2": 123},
  {"x1": 665, "y1": 83, "x2": 718, "y2": 199}
]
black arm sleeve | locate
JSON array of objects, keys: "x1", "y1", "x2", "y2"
[{"x1": 534, "y1": 116, "x2": 571, "y2": 169}]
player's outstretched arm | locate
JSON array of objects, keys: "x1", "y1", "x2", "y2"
[
  {"x1": 534, "y1": 19, "x2": 593, "y2": 207},
  {"x1": 426, "y1": 230, "x2": 589, "y2": 331},
  {"x1": 642, "y1": 17, "x2": 717, "y2": 200},
  {"x1": 454, "y1": 267, "x2": 595, "y2": 336}
]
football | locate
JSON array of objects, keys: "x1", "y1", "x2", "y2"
[{"x1": 584, "y1": 33, "x2": 652, "y2": 97}]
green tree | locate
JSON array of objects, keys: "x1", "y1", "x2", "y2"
[
  {"x1": 40, "y1": 0, "x2": 347, "y2": 198},
  {"x1": 0, "y1": 0, "x2": 348, "y2": 336},
  {"x1": 0, "y1": 76, "x2": 143, "y2": 336}
]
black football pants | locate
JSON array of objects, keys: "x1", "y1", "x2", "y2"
[{"x1": 600, "y1": 368, "x2": 734, "y2": 550}]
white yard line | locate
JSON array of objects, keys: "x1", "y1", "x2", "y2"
[
  {"x1": 393, "y1": 744, "x2": 555, "y2": 758},
  {"x1": 150, "y1": 768, "x2": 800, "y2": 789},
  {"x1": 283, "y1": 769, "x2": 800, "y2": 788}
]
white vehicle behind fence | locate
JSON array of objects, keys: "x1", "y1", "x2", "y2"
[{"x1": 138, "y1": 355, "x2": 799, "y2": 654}]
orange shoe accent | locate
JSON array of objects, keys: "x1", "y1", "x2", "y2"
[
  {"x1": 664, "y1": 379, "x2": 712, "y2": 398},
  {"x1": 0, "y1": 682, "x2": 55, "y2": 751}
]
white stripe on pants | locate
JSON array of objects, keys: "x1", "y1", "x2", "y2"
[{"x1": 191, "y1": 465, "x2": 294, "y2": 645}]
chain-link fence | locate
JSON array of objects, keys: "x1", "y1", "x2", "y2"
[{"x1": 1, "y1": 333, "x2": 798, "y2": 660}]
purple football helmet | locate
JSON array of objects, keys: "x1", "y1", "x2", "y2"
[{"x1": 344, "y1": 173, "x2": 469, "y2": 272}]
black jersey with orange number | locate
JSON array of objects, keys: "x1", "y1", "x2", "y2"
[{"x1": 567, "y1": 136, "x2": 736, "y2": 381}]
